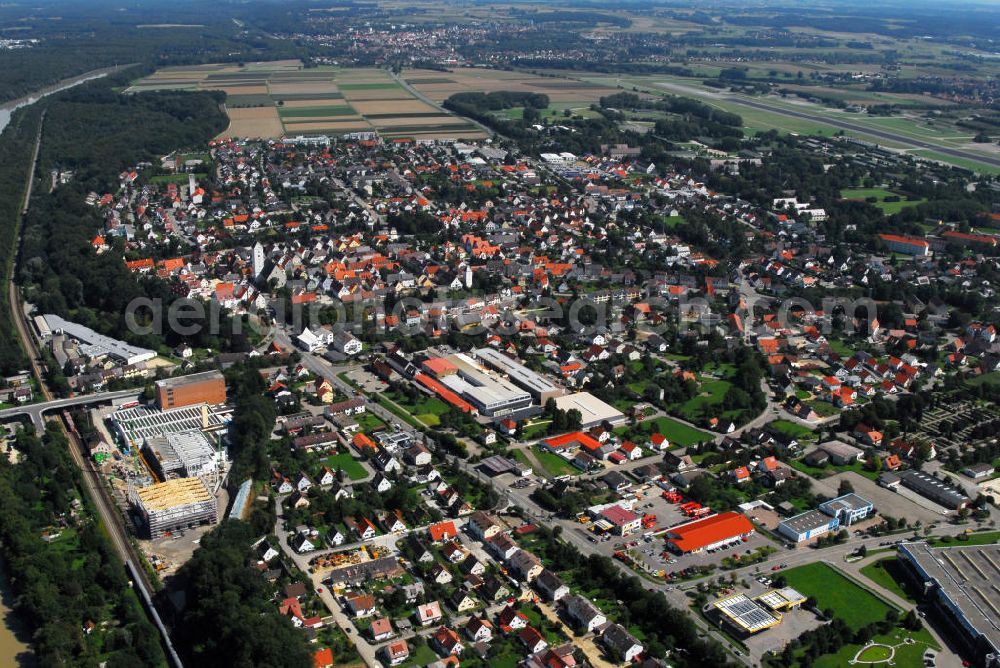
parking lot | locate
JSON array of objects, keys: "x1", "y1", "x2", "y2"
[
  {"x1": 567, "y1": 485, "x2": 785, "y2": 579},
  {"x1": 341, "y1": 365, "x2": 386, "y2": 394},
  {"x1": 825, "y1": 471, "x2": 946, "y2": 525}
]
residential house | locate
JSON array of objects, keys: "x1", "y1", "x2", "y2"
[
  {"x1": 534, "y1": 569, "x2": 569, "y2": 601},
  {"x1": 562, "y1": 594, "x2": 607, "y2": 633},
  {"x1": 416, "y1": 601, "x2": 443, "y2": 627},
  {"x1": 602, "y1": 623, "x2": 644, "y2": 662},
  {"x1": 431, "y1": 627, "x2": 464, "y2": 657},
  {"x1": 508, "y1": 549, "x2": 544, "y2": 582}
]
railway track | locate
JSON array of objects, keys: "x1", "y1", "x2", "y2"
[{"x1": 6, "y1": 109, "x2": 183, "y2": 667}]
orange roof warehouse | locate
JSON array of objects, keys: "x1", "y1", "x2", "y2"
[{"x1": 665, "y1": 512, "x2": 755, "y2": 554}]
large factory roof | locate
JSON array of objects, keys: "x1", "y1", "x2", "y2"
[
  {"x1": 553, "y1": 392, "x2": 626, "y2": 426},
  {"x1": 473, "y1": 347, "x2": 560, "y2": 396},
  {"x1": 43, "y1": 313, "x2": 155, "y2": 365}
]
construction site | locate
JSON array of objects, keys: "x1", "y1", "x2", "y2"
[
  {"x1": 86, "y1": 397, "x2": 233, "y2": 577},
  {"x1": 128, "y1": 477, "x2": 219, "y2": 539}
]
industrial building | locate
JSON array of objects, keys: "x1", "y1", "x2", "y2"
[
  {"x1": 156, "y1": 371, "x2": 227, "y2": 410},
  {"x1": 817, "y1": 493, "x2": 874, "y2": 526},
  {"x1": 777, "y1": 509, "x2": 840, "y2": 543},
  {"x1": 552, "y1": 392, "x2": 626, "y2": 428},
  {"x1": 128, "y1": 477, "x2": 218, "y2": 538},
  {"x1": 472, "y1": 347, "x2": 563, "y2": 404},
  {"x1": 778, "y1": 493, "x2": 873, "y2": 542},
  {"x1": 112, "y1": 402, "x2": 232, "y2": 446},
  {"x1": 665, "y1": 512, "x2": 755, "y2": 554},
  {"x1": 419, "y1": 352, "x2": 532, "y2": 417},
  {"x1": 898, "y1": 470, "x2": 971, "y2": 511},
  {"x1": 42, "y1": 313, "x2": 156, "y2": 366},
  {"x1": 898, "y1": 542, "x2": 1000, "y2": 667},
  {"x1": 142, "y1": 430, "x2": 225, "y2": 480}
]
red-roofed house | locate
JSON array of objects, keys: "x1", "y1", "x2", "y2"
[{"x1": 428, "y1": 521, "x2": 458, "y2": 543}]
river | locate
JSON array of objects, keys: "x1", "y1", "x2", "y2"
[
  {"x1": 0, "y1": 64, "x2": 130, "y2": 136},
  {"x1": 0, "y1": 559, "x2": 31, "y2": 667}
]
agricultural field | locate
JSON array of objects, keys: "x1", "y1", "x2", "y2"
[
  {"x1": 403, "y1": 67, "x2": 618, "y2": 105},
  {"x1": 127, "y1": 61, "x2": 487, "y2": 140}
]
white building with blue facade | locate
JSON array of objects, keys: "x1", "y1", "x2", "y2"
[{"x1": 778, "y1": 493, "x2": 874, "y2": 543}]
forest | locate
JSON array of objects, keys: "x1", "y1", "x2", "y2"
[
  {"x1": 0, "y1": 106, "x2": 40, "y2": 375},
  {"x1": 14, "y1": 74, "x2": 238, "y2": 363},
  {"x1": 0, "y1": 1, "x2": 308, "y2": 104},
  {"x1": 0, "y1": 425, "x2": 165, "y2": 666},
  {"x1": 169, "y1": 519, "x2": 312, "y2": 668}
]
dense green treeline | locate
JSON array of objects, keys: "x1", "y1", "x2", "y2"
[
  {"x1": 0, "y1": 425, "x2": 165, "y2": 666},
  {"x1": 0, "y1": 1, "x2": 306, "y2": 104},
  {"x1": 0, "y1": 107, "x2": 41, "y2": 375},
  {"x1": 170, "y1": 519, "x2": 312, "y2": 668}
]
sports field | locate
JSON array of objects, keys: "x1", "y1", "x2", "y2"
[{"x1": 128, "y1": 61, "x2": 487, "y2": 139}]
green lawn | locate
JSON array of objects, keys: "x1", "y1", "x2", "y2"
[
  {"x1": 789, "y1": 458, "x2": 879, "y2": 481},
  {"x1": 376, "y1": 396, "x2": 423, "y2": 429},
  {"x1": 355, "y1": 412, "x2": 385, "y2": 432},
  {"x1": 826, "y1": 338, "x2": 856, "y2": 358},
  {"x1": 768, "y1": 419, "x2": 817, "y2": 441},
  {"x1": 521, "y1": 419, "x2": 552, "y2": 440},
  {"x1": 781, "y1": 562, "x2": 895, "y2": 630},
  {"x1": 806, "y1": 400, "x2": 841, "y2": 417},
  {"x1": 859, "y1": 557, "x2": 917, "y2": 603},
  {"x1": 532, "y1": 446, "x2": 580, "y2": 477},
  {"x1": 839, "y1": 187, "x2": 926, "y2": 215},
  {"x1": 322, "y1": 453, "x2": 368, "y2": 481},
  {"x1": 649, "y1": 416, "x2": 713, "y2": 447},
  {"x1": 662, "y1": 214, "x2": 686, "y2": 228},
  {"x1": 499, "y1": 104, "x2": 601, "y2": 121},
  {"x1": 966, "y1": 371, "x2": 1000, "y2": 388},
  {"x1": 401, "y1": 643, "x2": 439, "y2": 667},
  {"x1": 810, "y1": 627, "x2": 939, "y2": 668},
  {"x1": 149, "y1": 172, "x2": 208, "y2": 184},
  {"x1": 383, "y1": 392, "x2": 450, "y2": 427},
  {"x1": 671, "y1": 378, "x2": 732, "y2": 421}
]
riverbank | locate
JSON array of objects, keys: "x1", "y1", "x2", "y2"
[
  {"x1": 0, "y1": 63, "x2": 134, "y2": 136},
  {"x1": 0, "y1": 559, "x2": 33, "y2": 667}
]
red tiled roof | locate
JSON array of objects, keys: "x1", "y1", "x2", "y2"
[
  {"x1": 429, "y1": 521, "x2": 458, "y2": 542},
  {"x1": 542, "y1": 431, "x2": 601, "y2": 451},
  {"x1": 667, "y1": 512, "x2": 754, "y2": 553}
]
